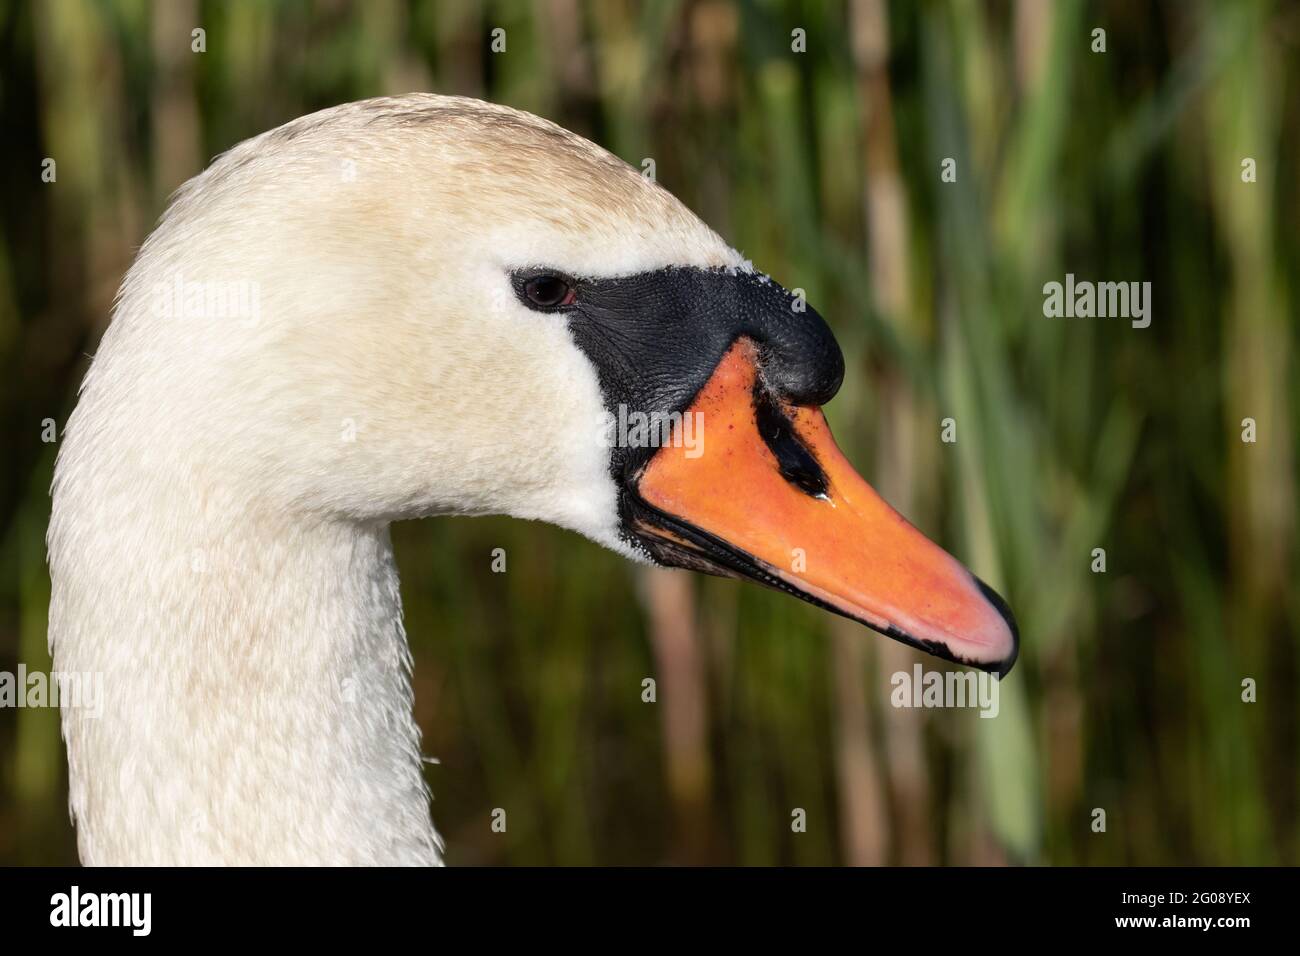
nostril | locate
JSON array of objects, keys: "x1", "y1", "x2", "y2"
[{"x1": 753, "y1": 386, "x2": 829, "y2": 499}]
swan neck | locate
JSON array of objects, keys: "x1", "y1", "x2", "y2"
[{"x1": 50, "y1": 493, "x2": 441, "y2": 864}]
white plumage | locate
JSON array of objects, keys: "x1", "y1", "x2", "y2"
[{"x1": 48, "y1": 95, "x2": 746, "y2": 865}]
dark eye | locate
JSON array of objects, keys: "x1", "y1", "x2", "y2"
[{"x1": 522, "y1": 274, "x2": 576, "y2": 309}]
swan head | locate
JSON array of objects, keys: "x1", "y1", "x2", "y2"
[{"x1": 106, "y1": 94, "x2": 1016, "y2": 675}]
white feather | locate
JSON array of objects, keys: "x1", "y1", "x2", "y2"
[{"x1": 48, "y1": 94, "x2": 746, "y2": 865}]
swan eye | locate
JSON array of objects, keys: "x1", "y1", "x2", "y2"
[{"x1": 522, "y1": 274, "x2": 576, "y2": 309}]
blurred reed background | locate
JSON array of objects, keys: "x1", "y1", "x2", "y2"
[{"x1": 1, "y1": 0, "x2": 1296, "y2": 865}]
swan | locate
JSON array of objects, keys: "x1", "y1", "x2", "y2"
[{"x1": 47, "y1": 94, "x2": 1017, "y2": 865}]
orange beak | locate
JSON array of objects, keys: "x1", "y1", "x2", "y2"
[{"x1": 626, "y1": 339, "x2": 1018, "y2": 675}]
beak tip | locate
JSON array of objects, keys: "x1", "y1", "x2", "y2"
[{"x1": 972, "y1": 574, "x2": 1020, "y2": 678}]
